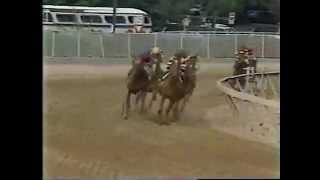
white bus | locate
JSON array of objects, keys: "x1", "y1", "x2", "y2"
[{"x1": 43, "y1": 5, "x2": 152, "y2": 33}]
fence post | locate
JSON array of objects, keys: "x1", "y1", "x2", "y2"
[
  {"x1": 180, "y1": 33, "x2": 184, "y2": 49},
  {"x1": 128, "y1": 33, "x2": 131, "y2": 60},
  {"x1": 51, "y1": 31, "x2": 56, "y2": 57},
  {"x1": 77, "y1": 31, "x2": 81, "y2": 57},
  {"x1": 154, "y1": 33, "x2": 158, "y2": 47},
  {"x1": 99, "y1": 33, "x2": 105, "y2": 58},
  {"x1": 212, "y1": 33, "x2": 215, "y2": 58},
  {"x1": 234, "y1": 33, "x2": 238, "y2": 54},
  {"x1": 261, "y1": 35, "x2": 265, "y2": 59},
  {"x1": 207, "y1": 34, "x2": 210, "y2": 59}
]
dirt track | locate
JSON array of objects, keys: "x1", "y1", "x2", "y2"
[{"x1": 43, "y1": 61, "x2": 280, "y2": 178}]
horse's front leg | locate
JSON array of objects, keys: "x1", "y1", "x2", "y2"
[
  {"x1": 158, "y1": 95, "x2": 165, "y2": 116},
  {"x1": 140, "y1": 91, "x2": 147, "y2": 113},
  {"x1": 180, "y1": 93, "x2": 190, "y2": 112},
  {"x1": 165, "y1": 100, "x2": 174, "y2": 117},
  {"x1": 148, "y1": 90, "x2": 157, "y2": 110},
  {"x1": 135, "y1": 91, "x2": 142, "y2": 108},
  {"x1": 123, "y1": 91, "x2": 131, "y2": 120}
]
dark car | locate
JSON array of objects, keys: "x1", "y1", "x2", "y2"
[
  {"x1": 253, "y1": 25, "x2": 279, "y2": 32},
  {"x1": 162, "y1": 23, "x2": 184, "y2": 31},
  {"x1": 247, "y1": 10, "x2": 277, "y2": 24}
]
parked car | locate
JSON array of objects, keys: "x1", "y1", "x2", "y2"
[{"x1": 214, "y1": 24, "x2": 234, "y2": 31}]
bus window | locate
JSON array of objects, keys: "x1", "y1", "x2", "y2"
[
  {"x1": 144, "y1": 16, "x2": 150, "y2": 24},
  {"x1": 43, "y1": 12, "x2": 53, "y2": 22},
  {"x1": 116, "y1": 16, "x2": 126, "y2": 24},
  {"x1": 56, "y1": 14, "x2": 76, "y2": 23},
  {"x1": 104, "y1": 16, "x2": 126, "y2": 24},
  {"x1": 48, "y1": 13, "x2": 53, "y2": 22},
  {"x1": 104, "y1": 16, "x2": 113, "y2": 23},
  {"x1": 81, "y1": 15, "x2": 102, "y2": 23},
  {"x1": 128, "y1": 16, "x2": 134, "y2": 24}
]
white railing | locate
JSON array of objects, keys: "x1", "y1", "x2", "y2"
[
  {"x1": 216, "y1": 71, "x2": 280, "y2": 119},
  {"x1": 43, "y1": 30, "x2": 280, "y2": 60},
  {"x1": 159, "y1": 31, "x2": 280, "y2": 35},
  {"x1": 216, "y1": 71, "x2": 280, "y2": 147}
]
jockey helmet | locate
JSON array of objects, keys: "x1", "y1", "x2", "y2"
[{"x1": 151, "y1": 47, "x2": 161, "y2": 55}]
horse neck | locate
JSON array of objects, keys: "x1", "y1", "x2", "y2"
[
  {"x1": 184, "y1": 63, "x2": 194, "y2": 81},
  {"x1": 191, "y1": 59, "x2": 196, "y2": 70},
  {"x1": 176, "y1": 58, "x2": 181, "y2": 77},
  {"x1": 167, "y1": 59, "x2": 180, "y2": 80}
]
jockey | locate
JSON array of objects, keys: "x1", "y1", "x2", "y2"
[
  {"x1": 233, "y1": 48, "x2": 249, "y2": 76},
  {"x1": 137, "y1": 47, "x2": 162, "y2": 80},
  {"x1": 161, "y1": 50, "x2": 189, "y2": 81},
  {"x1": 244, "y1": 48, "x2": 257, "y2": 73},
  {"x1": 235, "y1": 48, "x2": 246, "y2": 61}
]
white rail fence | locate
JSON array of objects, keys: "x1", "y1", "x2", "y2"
[
  {"x1": 43, "y1": 30, "x2": 280, "y2": 59},
  {"x1": 217, "y1": 71, "x2": 280, "y2": 119},
  {"x1": 216, "y1": 71, "x2": 280, "y2": 147}
]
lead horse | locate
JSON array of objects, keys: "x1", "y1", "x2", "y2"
[{"x1": 157, "y1": 56, "x2": 189, "y2": 124}]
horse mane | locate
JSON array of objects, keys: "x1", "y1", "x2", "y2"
[{"x1": 167, "y1": 57, "x2": 181, "y2": 79}]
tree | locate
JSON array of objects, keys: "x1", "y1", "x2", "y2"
[{"x1": 43, "y1": 0, "x2": 279, "y2": 29}]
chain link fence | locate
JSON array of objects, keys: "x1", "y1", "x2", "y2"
[{"x1": 43, "y1": 30, "x2": 280, "y2": 60}]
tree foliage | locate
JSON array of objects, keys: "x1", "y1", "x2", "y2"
[{"x1": 43, "y1": 0, "x2": 280, "y2": 29}]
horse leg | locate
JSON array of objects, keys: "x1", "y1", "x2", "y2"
[
  {"x1": 148, "y1": 90, "x2": 157, "y2": 110},
  {"x1": 173, "y1": 101, "x2": 180, "y2": 120},
  {"x1": 165, "y1": 100, "x2": 174, "y2": 117},
  {"x1": 180, "y1": 95, "x2": 188, "y2": 112},
  {"x1": 140, "y1": 91, "x2": 147, "y2": 113},
  {"x1": 180, "y1": 92, "x2": 192, "y2": 112},
  {"x1": 135, "y1": 91, "x2": 141, "y2": 107},
  {"x1": 158, "y1": 96, "x2": 165, "y2": 116},
  {"x1": 123, "y1": 92, "x2": 131, "y2": 119}
]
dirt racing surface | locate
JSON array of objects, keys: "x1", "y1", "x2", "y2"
[{"x1": 43, "y1": 61, "x2": 280, "y2": 178}]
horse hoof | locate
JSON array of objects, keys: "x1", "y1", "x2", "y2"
[{"x1": 123, "y1": 115, "x2": 128, "y2": 120}]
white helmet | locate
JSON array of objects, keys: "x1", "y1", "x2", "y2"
[{"x1": 151, "y1": 47, "x2": 161, "y2": 54}]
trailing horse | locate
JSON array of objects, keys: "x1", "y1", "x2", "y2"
[{"x1": 121, "y1": 58, "x2": 150, "y2": 119}]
